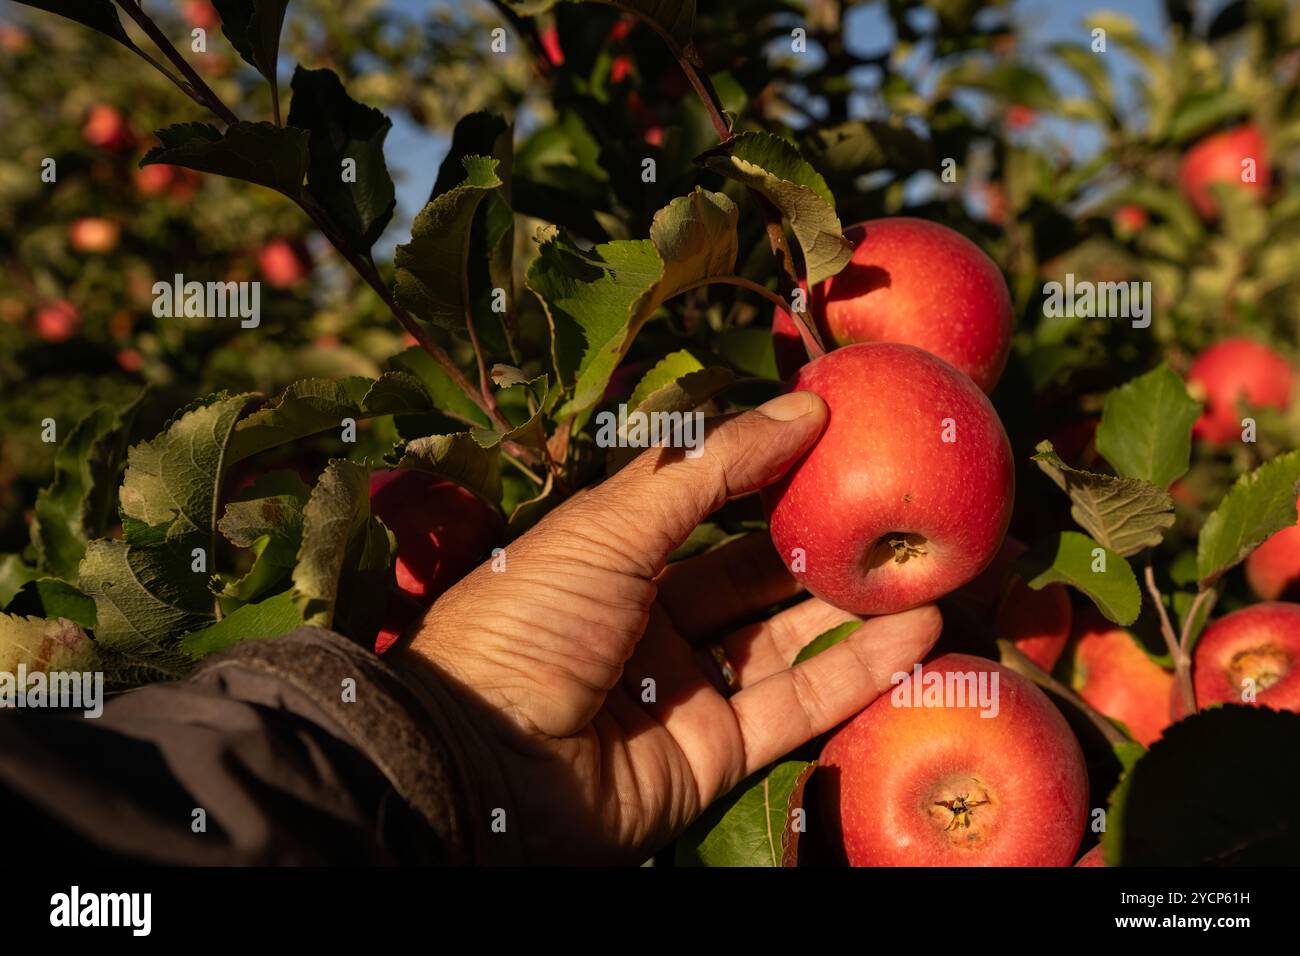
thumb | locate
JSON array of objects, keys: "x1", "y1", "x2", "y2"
[{"x1": 557, "y1": 391, "x2": 828, "y2": 579}]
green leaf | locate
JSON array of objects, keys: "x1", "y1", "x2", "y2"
[
  {"x1": 792, "y1": 620, "x2": 862, "y2": 665},
  {"x1": 213, "y1": 471, "x2": 309, "y2": 607},
  {"x1": 228, "y1": 374, "x2": 433, "y2": 463},
  {"x1": 0, "y1": 555, "x2": 41, "y2": 609},
  {"x1": 1033, "y1": 440, "x2": 1174, "y2": 556},
  {"x1": 606, "y1": 353, "x2": 735, "y2": 472},
  {"x1": 211, "y1": 0, "x2": 289, "y2": 87},
  {"x1": 31, "y1": 395, "x2": 141, "y2": 580},
  {"x1": 1168, "y1": 89, "x2": 1248, "y2": 143},
  {"x1": 696, "y1": 132, "x2": 851, "y2": 285},
  {"x1": 390, "y1": 348, "x2": 492, "y2": 428},
  {"x1": 394, "y1": 156, "x2": 503, "y2": 331},
  {"x1": 1095, "y1": 365, "x2": 1201, "y2": 489},
  {"x1": 78, "y1": 393, "x2": 253, "y2": 672},
  {"x1": 1018, "y1": 531, "x2": 1141, "y2": 626},
  {"x1": 181, "y1": 590, "x2": 304, "y2": 659},
  {"x1": 141, "y1": 122, "x2": 309, "y2": 198},
  {"x1": 0, "y1": 612, "x2": 100, "y2": 674},
  {"x1": 286, "y1": 67, "x2": 395, "y2": 251},
  {"x1": 12, "y1": 1, "x2": 138, "y2": 51},
  {"x1": 1104, "y1": 706, "x2": 1300, "y2": 864},
  {"x1": 4, "y1": 578, "x2": 97, "y2": 629},
  {"x1": 528, "y1": 187, "x2": 739, "y2": 419},
  {"x1": 395, "y1": 435, "x2": 503, "y2": 507},
  {"x1": 78, "y1": 538, "x2": 211, "y2": 674},
  {"x1": 290, "y1": 460, "x2": 394, "y2": 636},
  {"x1": 118, "y1": 393, "x2": 255, "y2": 551},
  {"x1": 429, "y1": 113, "x2": 517, "y2": 361},
  {"x1": 675, "y1": 761, "x2": 812, "y2": 867},
  {"x1": 1196, "y1": 450, "x2": 1300, "y2": 587}
]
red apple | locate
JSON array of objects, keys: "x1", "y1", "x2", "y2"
[
  {"x1": 1192, "y1": 603, "x2": 1300, "y2": 712},
  {"x1": 957, "y1": 536, "x2": 1071, "y2": 671},
  {"x1": 1006, "y1": 105, "x2": 1036, "y2": 130},
  {"x1": 33, "y1": 300, "x2": 80, "y2": 343},
  {"x1": 134, "y1": 163, "x2": 176, "y2": 196},
  {"x1": 1065, "y1": 609, "x2": 1173, "y2": 747},
  {"x1": 368, "y1": 470, "x2": 504, "y2": 653},
  {"x1": 116, "y1": 348, "x2": 144, "y2": 373},
  {"x1": 997, "y1": 574, "x2": 1071, "y2": 673},
  {"x1": 1246, "y1": 504, "x2": 1300, "y2": 601},
  {"x1": 762, "y1": 342, "x2": 1014, "y2": 616},
  {"x1": 68, "y1": 217, "x2": 120, "y2": 253},
  {"x1": 1113, "y1": 204, "x2": 1148, "y2": 232},
  {"x1": 610, "y1": 55, "x2": 633, "y2": 84},
  {"x1": 772, "y1": 218, "x2": 1013, "y2": 392},
  {"x1": 82, "y1": 105, "x2": 133, "y2": 151},
  {"x1": 1075, "y1": 843, "x2": 1105, "y2": 867},
  {"x1": 539, "y1": 25, "x2": 564, "y2": 67},
  {"x1": 182, "y1": 0, "x2": 219, "y2": 31},
  {"x1": 1178, "y1": 124, "x2": 1270, "y2": 219},
  {"x1": 820, "y1": 653, "x2": 1088, "y2": 866},
  {"x1": 258, "y1": 238, "x2": 311, "y2": 288},
  {"x1": 1185, "y1": 337, "x2": 1292, "y2": 446}
]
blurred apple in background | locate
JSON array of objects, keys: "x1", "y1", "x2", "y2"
[
  {"x1": 1178, "y1": 124, "x2": 1270, "y2": 219},
  {"x1": 68, "y1": 217, "x2": 120, "y2": 253},
  {"x1": 82, "y1": 104, "x2": 133, "y2": 151},
  {"x1": 33, "y1": 300, "x2": 80, "y2": 343},
  {"x1": 1185, "y1": 337, "x2": 1292, "y2": 446},
  {"x1": 258, "y1": 238, "x2": 312, "y2": 288}
]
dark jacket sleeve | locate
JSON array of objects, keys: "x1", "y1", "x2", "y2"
[{"x1": 0, "y1": 627, "x2": 480, "y2": 865}]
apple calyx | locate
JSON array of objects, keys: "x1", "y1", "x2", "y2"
[
  {"x1": 883, "y1": 533, "x2": 928, "y2": 564},
  {"x1": 927, "y1": 776, "x2": 997, "y2": 845},
  {"x1": 1227, "y1": 644, "x2": 1289, "y2": 694}
]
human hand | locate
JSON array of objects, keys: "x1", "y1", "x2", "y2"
[{"x1": 396, "y1": 391, "x2": 942, "y2": 864}]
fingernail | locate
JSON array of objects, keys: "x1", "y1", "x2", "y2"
[{"x1": 756, "y1": 391, "x2": 819, "y2": 422}]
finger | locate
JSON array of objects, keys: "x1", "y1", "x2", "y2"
[
  {"x1": 728, "y1": 605, "x2": 942, "y2": 777},
  {"x1": 718, "y1": 597, "x2": 860, "y2": 687},
  {"x1": 551, "y1": 391, "x2": 827, "y2": 582},
  {"x1": 658, "y1": 532, "x2": 802, "y2": 641}
]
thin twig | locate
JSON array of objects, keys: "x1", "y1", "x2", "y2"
[
  {"x1": 1144, "y1": 558, "x2": 1181, "y2": 663},
  {"x1": 114, "y1": 0, "x2": 241, "y2": 127}
]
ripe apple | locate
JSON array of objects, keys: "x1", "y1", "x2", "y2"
[
  {"x1": 540, "y1": 25, "x2": 564, "y2": 66},
  {"x1": 1178, "y1": 124, "x2": 1270, "y2": 219},
  {"x1": 1185, "y1": 337, "x2": 1292, "y2": 446},
  {"x1": 1245, "y1": 497, "x2": 1300, "y2": 601},
  {"x1": 761, "y1": 342, "x2": 1014, "y2": 616},
  {"x1": 183, "y1": 1, "x2": 219, "y2": 31},
  {"x1": 1192, "y1": 603, "x2": 1300, "y2": 712},
  {"x1": 1113, "y1": 204, "x2": 1148, "y2": 233},
  {"x1": 82, "y1": 105, "x2": 132, "y2": 151},
  {"x1": 1005, "y1": 105, "x2": 1036, "y2": 130},
  {"x1": 819, "y1": 653, "x2": 1088, "y2": 866},
  {"x1": 258, "y1": 238, "x2": 311, "y2": 288},
  {"x1": 33, "y1": 300, "x2": 80, "y2": 343},
  {"x1": 116, "y1": 348, "x2": 144, "y2": 374},
  {"x1": 771, "y1": 218, "x2": 1013, "y2": 392},
  {"x1": 1065, "y1": 608, "x2": 1173, "y2": 747},
  {"x1": 134, "y1": 163, "x2": 175, "y2": 196},
  {"x1": 956, "y1": 536, "x2": 1071, "y2": 671},
  {"x1": 68, "y1": 217, "x2": 120, "y2": 254},
  {"x1": 368, "y1": 469, "x2": 504, "y2": 653},
  {"x1": 1075, "y1": 843, "x2": 1105, "y2": 867}
]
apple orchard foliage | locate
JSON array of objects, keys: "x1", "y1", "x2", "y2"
[{"x1": 3, "y1": 0, "x2": 1300, "y2": 865}]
